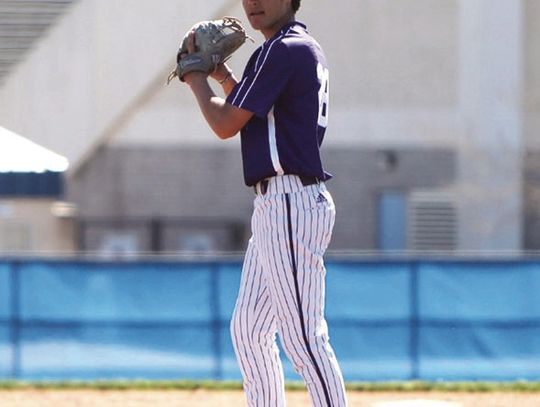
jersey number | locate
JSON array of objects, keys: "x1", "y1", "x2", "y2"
[{"x1": 317, "y1": 63, "x2": 329, "y2": 128}]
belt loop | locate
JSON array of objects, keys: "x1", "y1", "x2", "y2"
[
  {"x1": 254, "y1": 179, "x2": 269, "y2": 195},
  {"x1": 261, "y1": 179, "x2": 269, "y2": 194}
]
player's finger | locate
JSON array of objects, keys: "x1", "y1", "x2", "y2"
[{"x1": 187, "y1": 30, "x2": 196, "y2": 54}]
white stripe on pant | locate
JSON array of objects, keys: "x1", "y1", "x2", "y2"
[{"x1": 231, "y1": 175, "x2": 348, "y2": 407}]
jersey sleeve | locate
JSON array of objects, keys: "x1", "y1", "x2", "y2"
[{"x1": 226, "y1": 42, "x2": 293, "y2": 118}]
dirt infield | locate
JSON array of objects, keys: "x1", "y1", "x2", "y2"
[{"x1": 0, "y1": 389, "x2": 539, "y2": 406}]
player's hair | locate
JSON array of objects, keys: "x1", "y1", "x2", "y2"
[{"x1": 292, "y1": 0, "x2": 301, "y2": 13}]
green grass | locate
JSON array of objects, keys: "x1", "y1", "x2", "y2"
[
  {"x1": 0, "y1": 380, "x2": 540, "y2": 392},
  {"x1": 345, "y1": 381, "x2": 540, "y2": 392}
]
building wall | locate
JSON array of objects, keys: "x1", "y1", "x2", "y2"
[
  {"x1": 0, "y1": 199, "x2": 75, "y2": 253},
  {"x1": 524, "y1": 0, "x2": 540, "y2": 150},
  {"x1": 109, "y1": 0, "x2": 523, "y2": 251},
  {"x1": 68, "y1": 147, "x2": 455, "y2": 252},
  {"x1": 0, "y1": 0, "x2": 241, "y2": 165},
  {"x1": 524, "y1": 152, "x2": 540, "y2": 250},
  {"x1": 110, "y1": 0, "x2": 460, "y2": 149},
  {"x1": 523, "y1": 0, "x2": 540, "y2": 249},
  {"x1": 0, "y1": 0, "x2": 531, "y2": 252}
]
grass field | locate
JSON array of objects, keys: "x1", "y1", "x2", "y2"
[
  {"x1": 1, "y1": 380, "x2": 540, "y2": 392},
  {"x1": 1, "y1": 381, "x2": 539, "y2": 406}
]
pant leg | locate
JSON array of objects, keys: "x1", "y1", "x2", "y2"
[
  {"x1": 231, "y1": 212, "x2": 286, "y2": 406},
  {"x1": 258, "y1": 185, "x2": 348, "y2": 407}
]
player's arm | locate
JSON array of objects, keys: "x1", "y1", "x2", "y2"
[
  {"x1": 184, "y1": 72, "x2": 253, "y2": 140},
  {"x1": 181, "y1": 31, "x2": 253, "y2": 139},
  {"x1": 210, "y1": 63, "x2": 238, "y2": 97}
]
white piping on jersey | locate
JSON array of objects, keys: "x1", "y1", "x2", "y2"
[
  {"x1": 267, "y1": 107, "x2": 284, "y2": 176},
  {"x1": 254, "y1": 42, "x2": 266, "y2": 72},
  {"x1": 231, "y1": 77, "x2": 249, "y2": 106},
  {"x1": 235, "y1": 27, "x2": 293, "y2": 108}
]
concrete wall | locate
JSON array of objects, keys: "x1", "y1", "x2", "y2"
[
  {"x1": 523, "y1": 0, "x2": 540, "y2": 249},
  {"x1": 0, "y1": 199, "x2": 75, "y2": 253},
  {"x1": 524, "y1": 0, "x2": 540, "y2": 150},
  {"x1": 456, "y1": 0, "x2": 524, "y2": 251},
  {"x1": 110, "y1": 0, "x2": 461, "y2": 150},
  {"x1": 0, "y1": 0, "x2": 240, "y2": 166},
  {"x1": 69, "y1": 146, "x2": 455, "y2": 251},
  {"x1": 524, "y1": 152, "x2": 540, "y2": 249},
  {"x1": 0, "y1": 0, "x2": 531, "y2": 252},
  {"x1": 0, "y1": 0, "x2": 462, "y2": 153},
  {"x1": 109, "y1": 0, "x2": 525, "y2": 251}
]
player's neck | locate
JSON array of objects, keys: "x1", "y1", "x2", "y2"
[{"x1": 261, "y1": 13, "x2": 296, "y2": 40}]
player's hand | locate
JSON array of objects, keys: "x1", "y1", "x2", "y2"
[
  {"x1": 181, "y1": 30, "x2": 209, "y2": 84},
  {"x1": 181, "y1": 31, "x2": 232, "y2": 84}
]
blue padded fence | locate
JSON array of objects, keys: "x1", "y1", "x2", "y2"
[{"x1": 0, "y1": 258, "x2": 540, "y2": 381}]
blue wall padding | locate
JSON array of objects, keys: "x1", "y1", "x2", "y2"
[{"x1": 0, "y1": 259, "x2": 539, "y2": 381}]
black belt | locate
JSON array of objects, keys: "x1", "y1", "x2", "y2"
[{"x1": 254, "y1": 175, "x2": 319, "y2": 195}]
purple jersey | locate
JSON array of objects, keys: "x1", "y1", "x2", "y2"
[{"x1": 226, "y1": 21, "x2": 331, "y2": 186}]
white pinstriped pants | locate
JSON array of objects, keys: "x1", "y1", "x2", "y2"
[{"x1": 231, "y1": 175, "x2": 348, "y2": 407}]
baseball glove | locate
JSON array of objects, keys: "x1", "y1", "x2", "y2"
[{"x1": 167, "y1": 16, "x2": 252, "y2": 84}]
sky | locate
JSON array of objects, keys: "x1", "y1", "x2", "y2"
[{"x1": 0, "y1": 125, "x2": 69, "y2": 173}]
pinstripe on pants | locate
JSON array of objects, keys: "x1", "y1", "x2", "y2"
[{"x1": 231, "y1": 175, "x2": 348, "y2": 407}]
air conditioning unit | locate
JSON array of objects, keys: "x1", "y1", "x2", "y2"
[{"x1": 407, "y1": 190, "x2": 457, "y2": 252}]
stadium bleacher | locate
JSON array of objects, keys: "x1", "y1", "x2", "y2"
[{"x1": 0, "y1": 0, "x2": 76, "y2": 84}]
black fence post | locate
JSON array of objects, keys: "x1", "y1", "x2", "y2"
[
  {"x1": 150, "y1": 218, "x2": 162, "y2": 253},
  {"x1": 77, "y1": 219, "x2": 86, "y2": 252},
  {"x1": 10, "y1": 260, "x2": 21, "y2": 380},
  {"x1": 409, "y1": 260, "x2": 420, "y2": 380}
]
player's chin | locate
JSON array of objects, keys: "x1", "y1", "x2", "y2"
[
  {"x1": 247, "y1": 20, "x2": 261, "y2": 30},
  {"x1": 247, "y1": 14, "x2": 264, "y2": 29}
]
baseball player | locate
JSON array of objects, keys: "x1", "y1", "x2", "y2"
[{"x1": 180, "y1": 0, "x2": 347, "y2": 405}]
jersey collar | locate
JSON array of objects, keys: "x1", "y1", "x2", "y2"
[{"x1": 265, "y1": 21, "x2": 307, "y2": 44}]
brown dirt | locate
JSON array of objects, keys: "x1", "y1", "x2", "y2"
[{"x1": 0, "y1": 390, "x2": 538, "y2": 407}]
